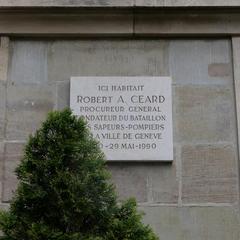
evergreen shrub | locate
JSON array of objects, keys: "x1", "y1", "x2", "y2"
[{"x1": 0, "y1": 109, "x2": 159, "y2": 240}]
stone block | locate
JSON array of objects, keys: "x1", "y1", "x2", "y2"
[
  {"x1": 169, "y1": 40, "x2": 232, "y2": 85},
  {"x1": 182, "y1": 144, "x2": 238, "y2": 203},
  {"x1": 108, "y1": 160, "x2": 178, "y2": 203},
  {"x1": 145, "y1": 161, "x2": 178, "y2": 203},
  {"x1": 108, "y1": 163, "x2": 148, "y2": 203},
  {"x1": 6, "y1": 84, "x2": 54, "y2": 140},
  {"x1": 0, "y1": 82, "x2": 6, "y2": 140},
  {"x1": 0, "y1": 37, "x2": 9, "y2": 82},
  {"x1": 55, "y1": 81, "x2": 70, "y2": 110},
  {"x1": 3, "y1": 142, "x2": 25, "y2": 202},
  {"x1": 0, "y1": 13, "x2": 133, "y2": 36},
  {"x1": 48, "y1": 40, "x2": 169, "y2": 82},
  {"x1": 0, "y1": 142, "x2": 4, "y2": 201},
  {"x1": 140, "y1": 206, "x2": 240, "y2": 240},
  {"x1": 135, "y1": 13, "x2": 240, "y2": 35},
  {"x1": 1, "y1": 0, "x2": 240, "y2": 7},
  {"x1": 0, "y1": 142, "x2": 4, "y2": 178},
  {"x1": 174, "y1": 86, "x2": 236, "y2": 143},
  {"x1": 135, "y1": 0, "x2": 240, "y2": 7},
  {"x1": 0, "y1": 0, "x2": 134, "y2": 7},
  {"x1": 208, "y1": 63, "x2": 232, "y2": 77},
  {"x1": 9, "y1": 41, "x2": 48, "y2": 84},
  {"x1": 232, "y1": 37, "x2": 240, "y2": 170}
]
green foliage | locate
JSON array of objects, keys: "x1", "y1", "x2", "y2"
[{"x1": 0, "y1": 109, "x2": 159, "y2": 240}]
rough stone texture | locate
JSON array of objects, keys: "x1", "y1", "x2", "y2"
[
  {"x1": 140, "y1": 206, "x2": 240, "y2": 240},
  {"x1": 2, "y1": 11, "x2": 240, "y2": 36},
  {"x1": 6, "y1": 84, "x2": 54, "y2": 140},
  {"x1": 135, "y1": 0, "x2": 240, "y2": 7},
  {"x1": 55, "y1": 81, "x2": 70, "y2": 110},
  {"x1": 145, "y1": 163, "x2": 178, "y2": 203},
  {"x1": 0, "y1": 0, "x2": 134, "y2": 7},
  {"x1": 0, "y1": 37, "x2": 8, "y2": 141},
  {"x1": 2, "y1": 142, "x2": 25, "y2": 202},
  {"x1": 48, "y1": 40, "x2": 169, "y2": 82},
  {"x1": 108, "y1": 163, "x2": 148, "y2": 203},
  {"x1": 0, "y1": 0, "x2": 240, "y2": 7},
  {"x1": 182, "y1": 144, "x2": 238, "y2": 203},
  {"x1": 208, "y1": 63, "x2": 232, "y2": 77},
  {"x1": 9, "y1": 41, "x2": 48, "y2": 84},
  {"x1": 0, "y1": 37, "x2": 9, "y2": 82},
  {"x1": 0, "y1": 82, "x2": 5, "y2": 140},
  {"x1": 135, "y1": 14, "x2": 240, "y2": 36},
  {"x1": 0, "y1": 143, "x2": 4, "y2": 202},
  {"x1": 0, "y1": 13, "x2": 133, "y2": 36},
  {"x1": 174, "y1": 86, "x2": 236, "y2": 143},
  {"x1": 108, "y1": 161, "x2": 178, "y2": 203},
  {"x1": 169, "y1": 40, "x2": 233, "y2": 85},
  {"x1": 232, "y1": 37, "x2": 240, "y2": 176},
  {"x1": 0, "y1": 142, "x2": 4, "y2": 179}
]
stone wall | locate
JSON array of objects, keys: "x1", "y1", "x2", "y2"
[
  {"x1": 0, "y1": 0, "x2": 240, "y2": 7},
  {"x1": 0, "y1": 38, "x2": 239, "y2": 239}
]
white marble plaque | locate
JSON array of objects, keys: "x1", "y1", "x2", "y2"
[{"x1": 70, "y1": 77, "x2": 173, "y2": 161}]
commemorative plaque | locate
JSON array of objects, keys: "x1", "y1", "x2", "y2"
[{"x1": 70, "y1": 77, "x2": 173, "y2": 161}]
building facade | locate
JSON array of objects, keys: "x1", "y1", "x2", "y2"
[{"x1": 0, "y1": 1, "x2": 240, "y2": 239}]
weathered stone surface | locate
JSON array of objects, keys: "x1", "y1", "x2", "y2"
[
  {"x1": 208, "y1": 63, "x2": 232, "y2": 77},
  {"x1": 108, "y1": 163, "x2": 148, "y2": 202},
  {"x1": 3, "y1": 142, "x2": 25, "y2": 202},
  {"x1": 0, "y1": 37, "x2": 8, "y2": 140},
  {"x1": 6, "y1": 84, "x2": 54, "y2": 140},
  {"x1": 55, "y1": 81, "x2": 70, "y2": 110},
  {"x1": 48, "y1": 40, "x2": 169, "y2": 82},
  {"x1": 0, "y1": 37, "x2": 9, "y2": 82},
  {"x1": 0, "y1": 13, "x2": 133, "y2": 36},
  {"x1": 174, "y1": 86, "x2": 236, "y2": 143},
  {"x1": 169, "y1": 40, "x2": 232, "y2": 85},
  {"x1": 0, "y1": 142, "x2": 4, "y2": 179},
  {"x1": 135, "y1": 0, "x2": 240, "y2": 7},
  {"x1": 232, "y1": 37, "x2": 240, "y2": 178},
  {"x1": 135, "y1": 14, "x2": 240, "y2": 36},
  {"x1": 9, "y1": 41, "x2": 48, "y2": 84},
  {"x1": 0, "y1": 82, "x2": 6, "y2": 140},
  {"x1": 0, "y1": 7, "x2": 240, "y2": 37},
  {"x1": 145, "y1": 162, "x2": 178, "y2": 203},
  {"x1": 0, "y1": 0, "x2": 240, "y2": 7},
  {"x1": 0, "y1": 0, "x2": 134, "y2": 7},
  {"x1": 140, "y1": 206, "x2": 240, "y2": 240},
  {"x1": 108, "y1": 161, "x2": 178, "y2": 203},
  {"x1": 182, "y1": 144, "x2": 238, "y2": 203}
]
